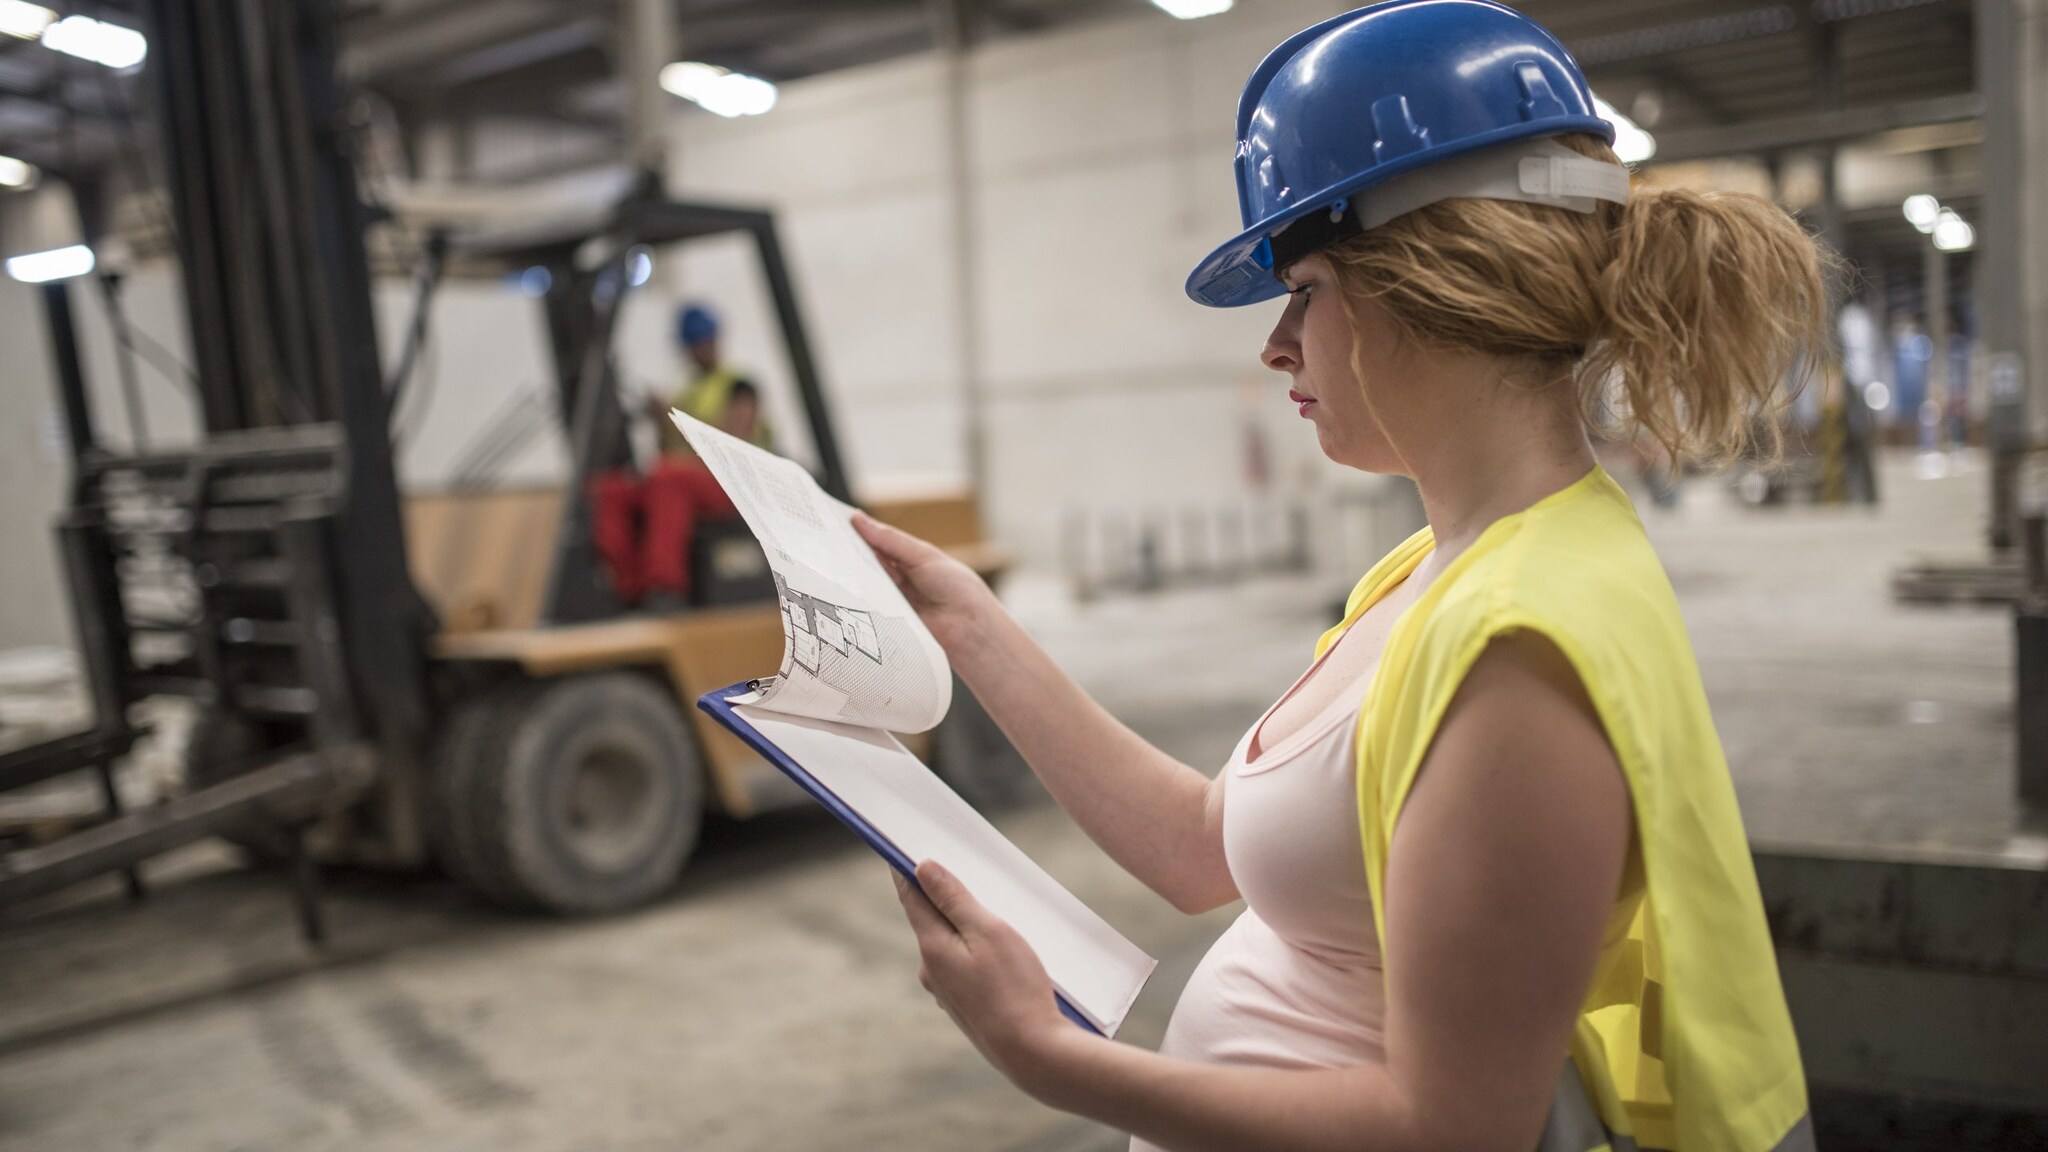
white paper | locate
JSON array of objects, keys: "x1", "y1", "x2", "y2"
[
  {"x1": 672, "y1": 411, "x2": 952, "y2": 733},
  {"x1": 735, "y1": 704, "x2": 1156, "y2": 1036}
]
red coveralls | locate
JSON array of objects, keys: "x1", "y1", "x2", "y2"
[{"x1": 588, "y1": 458, "x2": 737, "y2": 604}]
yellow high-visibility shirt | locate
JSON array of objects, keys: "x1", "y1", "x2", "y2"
[
  {"x1": 659, "y1": 365, "x2": 773, "y2": 457},
  {"x1": 1320, "y1": 465, "x2": 1810, "y2": 1152}
]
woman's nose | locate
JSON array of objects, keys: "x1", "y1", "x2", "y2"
[{"x1": 1262, "y1": 315, "x2": 1301, "y2": 375}]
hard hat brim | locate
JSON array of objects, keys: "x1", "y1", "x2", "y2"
[{"x1": 1186, "y1": 116, "x2": 1612, "y2": 309}]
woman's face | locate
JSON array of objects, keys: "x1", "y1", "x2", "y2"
[{"x1": 1260, "y1": 255, "x2": 1408, "y2": 474}]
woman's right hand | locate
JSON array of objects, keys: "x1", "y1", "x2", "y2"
[{"x1": 852, "y1": 512, "x2": 1001, "y2": 662}]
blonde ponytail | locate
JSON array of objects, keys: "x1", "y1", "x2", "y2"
[{"x1": 1323, "y1": 134, "x2": 1830, "y2": 464}]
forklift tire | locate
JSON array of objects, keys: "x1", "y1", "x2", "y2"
[
  {"x1": 931, "y1": 679, "x2": 1038, "y2": 812},
  {"x1": 183, "y1": 707, "x2": 299, "y2": 865},
  {"x1": 437, "y1": 672, "x2": 704, "y2": 915},
  {"x1": 423, "y1": 683, "x2": 538, "y2": 888}
]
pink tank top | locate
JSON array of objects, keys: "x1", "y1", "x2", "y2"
[{"x1": 1130, "y1": 655, "x2": 1386, "y2": 1152}]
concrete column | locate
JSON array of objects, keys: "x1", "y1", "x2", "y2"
[
  {"x1": 1976, "y1": 0, "x2": 2048, "y2": 547},
  {"x1": 928, "y1": 0, "x2": 989, "y2": 495},
  {"x1": 619, "y1": 0, "x2": 673, "y2": 185},
  {"x1": 1926, "y1": 241, "x2": 1951, "y2": 447}
]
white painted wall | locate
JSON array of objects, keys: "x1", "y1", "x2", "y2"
[
  {"x1": 658, "y1": 0, "x2": 1370, "y2": 565},
  {"x1": 0, "y1": 280, "x2": 79, "y2": 652},
  {"x1": 0, "y1": 0, "x2": 1405, "y2": 650}
]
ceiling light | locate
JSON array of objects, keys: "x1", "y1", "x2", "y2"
[
  {"x1": 0, "y1": 154, "x2": 36, "y2": 188},
  {"x1": 41, "y1": 14, "x2": 147, "y2": 69},
  {"x1": 1150, "y1": 0, "x2": 1233, "y2": 17},
  {"x1": 1593, "y1": 95, "x2": 1657, "y2": 164},
  {"x1": 1932, "y1": 208, "x2": 1974, "y2": 252},
  {"x1": 1902, "y1": 194, "x2": 1940, "y2": 233},
  {"x1": 659, "y1": 62, "x2": 777, "y2": 118},
  {"x1": 6, "y1": 243, "x2": 95, "y2": 283},
  {"x1": 0, "y1": 0, "x2": 54, "y2": 40}
]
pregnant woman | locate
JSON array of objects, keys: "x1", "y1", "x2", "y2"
[{"x1": 856, "y1": 3, "x2": 1823, "y2": 1150}]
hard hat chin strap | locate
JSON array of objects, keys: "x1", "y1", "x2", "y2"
[{"x1": 1266, "y1": 139, "x2": 1630, "y2": 272}]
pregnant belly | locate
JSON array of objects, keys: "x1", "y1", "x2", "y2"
[{"x1": 1157, "y1": 909, "x2": 1387, "y2": 1071}]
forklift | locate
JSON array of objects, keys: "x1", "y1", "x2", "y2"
[{"x1": 0, "y1": 0, "x2": 1022, "y2": 930}]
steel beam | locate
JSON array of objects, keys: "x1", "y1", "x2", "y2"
[{"x1": 1649, "y1": 92, "x2": 1983, "y2": 161}]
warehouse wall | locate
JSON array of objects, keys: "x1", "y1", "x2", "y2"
[
  {"x1": 0, "y1": 281, "x2": 77, "y2": 651},
  {"x1": 657, "y1": 0, "x2": 1363, "y2": 563}
]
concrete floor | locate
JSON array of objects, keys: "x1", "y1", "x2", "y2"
[{"x1": 0, "y1": 449, "x2": 2031, "y2": 1152}]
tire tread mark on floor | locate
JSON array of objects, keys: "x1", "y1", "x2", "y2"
[
  {"x1": 246, "y1": 988, "x2": 408, "y2": 1133},
  {"x1": 360, "y1": 991, "x2": 531, "y2": 1110}
]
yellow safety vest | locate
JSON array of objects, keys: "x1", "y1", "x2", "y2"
[
  {"x1": 659, "y1": 365, "x2": 773, "y2": 456},
  {"x1": 1319, "y1": 466, "x2": 1811, "y2": 1152}
]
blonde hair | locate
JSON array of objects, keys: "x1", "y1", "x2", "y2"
[{"x1": 1322, "y1": 134, "x2": 1829, "y2": 464}]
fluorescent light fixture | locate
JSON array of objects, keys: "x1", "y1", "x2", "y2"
[
  {"x1": 1902, "y1": 194, "x2": 1940, "y2": 233},
  {"x1": 659, "y1": 61, "x2": 777, "y2": 118},
  {"x1": 6, "y1": 243, "x2": 95, "y2": 283},
  {"x1": 41, "y1": 14, "x2": 147, "y2": 69},
  {"x1": 0, "y1": 154, "x2": 36, "y2": 188},
  {"x1": 0, "y1": 0, "x2": 54, "y2": 40},
  {"x1": 1150, "y1": 0, "x2": 1233, "y2": 17},
  {"x1": 1593, "y1": 95, "x2": 1657, "y2": 164},
  {"x1": 1932, "y1": 208, "x2": 1974, "y2": 252}
]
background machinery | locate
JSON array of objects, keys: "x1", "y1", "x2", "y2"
[{"x1": 0, "y1": 0, "x2": 1022, "y2": 930}]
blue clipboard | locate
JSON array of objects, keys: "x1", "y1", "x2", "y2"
[{"x1": 697, "y1": 681, "x2": 1102, "y2": 1035}]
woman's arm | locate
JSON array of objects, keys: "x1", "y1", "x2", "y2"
[
  {"x1": 899, "y1": 630, "x2": 1633, "y2": 1152},
  {"x1": 857, "y1": 514, "x2": 1237, "y2": 914}
]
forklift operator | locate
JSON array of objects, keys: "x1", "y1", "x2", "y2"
[{"x1": 591, "y1": 303, "x2": 772, "y2": 608}]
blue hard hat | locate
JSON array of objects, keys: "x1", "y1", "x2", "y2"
[
  {"x1": 677, "y1": 303, "x2": 720, "y2": 346},
  {"x1": 1187, "y1": 0, "x2": 1615, "y2": 308}
]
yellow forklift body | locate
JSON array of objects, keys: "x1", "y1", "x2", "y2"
[{"x1": 408, "y1": 488, "x2": 1005, "y2": 818}]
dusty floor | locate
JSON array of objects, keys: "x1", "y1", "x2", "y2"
[{"x1": 0, "y1": 449, "x2": 2031, "y2": 1152}]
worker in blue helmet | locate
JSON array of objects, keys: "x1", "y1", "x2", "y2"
[
  {"x1": 591, "y1": 301, "x2": 773, "y2": 607},
  {"x1": 857, "y1": 3, "x2": 1827, "y2": 1151},
  {"x1": 656, "y1": 303, "x2": 772, "y2": 455}
]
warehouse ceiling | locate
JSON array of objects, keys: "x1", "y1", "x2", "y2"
[{"x1": 0, "y1": 0, "x2": 1984, "y2": 280}]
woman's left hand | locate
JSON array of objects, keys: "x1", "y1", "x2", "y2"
[{"x1": 893, "y1": 861, "x2": 1081, "y2": 1098}]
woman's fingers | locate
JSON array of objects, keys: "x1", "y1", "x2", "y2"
[
  {"x1": 853, "y1": 512, "x2": 943, "y2": 567},
  {"x1": 894, "y1": 867, "x2": 960, "y2": 951},
  {"x1": 913, "y1": 861, "x2": 995, "y2": 937}
]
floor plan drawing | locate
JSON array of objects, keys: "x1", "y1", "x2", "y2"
[{"x1": 777, "y1": 574, "x2": 885, "y2": 676}]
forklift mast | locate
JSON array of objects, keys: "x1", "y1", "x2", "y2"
[
  {"x1": 0, "y1": 0, "x2": 429, "y2": 918},
  {"x1": 148, "y1": 0, "x2": 432, "y2": 754}
]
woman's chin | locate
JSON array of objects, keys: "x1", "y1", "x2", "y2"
[{"x1": 1315, "y1": 428, "x2": 1402, "y2": 475}]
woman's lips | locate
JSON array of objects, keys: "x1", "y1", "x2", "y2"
[{"x1": 1289, "y1": 389, "x2": 1316, "y2": 417}]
